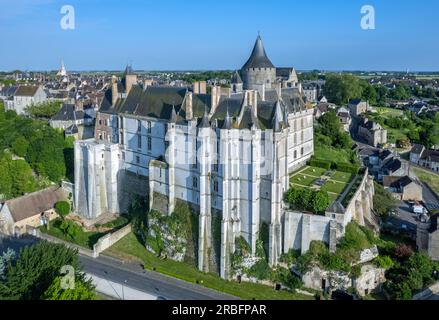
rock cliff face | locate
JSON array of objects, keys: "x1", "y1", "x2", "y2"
[{"x1": 145, "y1": 203, "x2": 199, "y2": 266}]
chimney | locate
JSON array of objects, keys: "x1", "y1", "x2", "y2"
[
  {"x1": 252, "y1": 90, "x2": 258, "y2": 109},
  {"x1": 186, "y1": 91, "x2": 193, "y2": 120},
  {"x1": 275, "y1": 82, "x2": 282, "y2": 98},
  {"x1": 111, "y1": 75, "x2": 118, "y2": 106},
  {"x1": 125, "y1": 74, "x2": 137, "y2": 95},
  {"x1": 193, "y1": 81, "x2": 207, "y2": 94},
  {"x1": 210, "y1": 86, "x2": 221, "y2": 116},
  {"x1": 144, "y1": 79, "x2": 153, "y2": 89}
]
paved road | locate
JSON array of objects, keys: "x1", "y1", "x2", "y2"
[
  {"x1": 387, "y1": 201, "x2": 418, "y2": 236},
  {"x1": 0, "y1": 234, "x2": 238, "y2": 300},
  {"x1": 80, "y1": 254, "x2": 237, "y2": 300}
]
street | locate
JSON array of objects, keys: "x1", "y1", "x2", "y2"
[{"x1": 0, "y1": 234, "x2": 238, "y2": 300}]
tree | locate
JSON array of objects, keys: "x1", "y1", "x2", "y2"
[
  {"x1": 311, "y1": 191, "x2": 330, "y2": 214},
  {"x1": 59, "y1": 220, "x2": 81, "y2": 239},
  {"x1": 323, "y1": 74, "x2": 363, "y2": 105},
  {"x1": 394, "y1": 244, "x2": 414, "y2": 261},
  {"x1": 373, "y1": 182, "x2": 396, "y2": 217},
  {"x1": 43, "y1": 276, "x2": 97, "y2": 300},
  {"x1": 0, "y1": 249, "x2": 16, "y2": 281},
  {"x1": 55, "y1": 201, "x2": 71, "y2": 218},
  {"x1": 0, "y1": 241, "x2": 88, "y2": 300},
  {"x1": 11, "y1": 136, "x2": 29, "y2": 157},
  {"x1": 389, "y1": 84, "x2": 411, "y2": 100},
  {"x1": 25, "y1": 101, "x2": 63, "y2": 119}
]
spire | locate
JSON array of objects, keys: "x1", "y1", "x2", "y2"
[
  {"x1": 199, "y1": 107, "x2": 211, "y2": 128},
  {"x1": 242, "y1": 35, "x2": 275, "y2": 70},
  {"x1": 231, "y1": 70, "x2": 243, "y2": 84},
  {"x1": 222, "y1": 108, "x2": 233, "y2": 130},
  {"x1": 124, "y1": 64, "x2": 134, "y2": 75},
  {"x1": 273, "y1": 100, "x2": 284, "y2": 132},
  {"x1": 170, "y1": 104, "x2": 177, "y2": 123}
]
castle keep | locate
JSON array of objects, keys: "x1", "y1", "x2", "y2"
[{"x1": 74, "y1": 36, "x2": 373, "y2": 279}]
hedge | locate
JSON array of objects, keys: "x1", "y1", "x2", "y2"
[
  {"x1": 309, "y1": 159, "x2": 332, "y2": 170},
  {"x1": 334, "y1": 162, "x2": 359, "y2": 174}
]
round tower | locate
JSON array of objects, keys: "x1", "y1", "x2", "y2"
[{"x1": 240, "y1": 35, "x2": 276, "y2": 91}]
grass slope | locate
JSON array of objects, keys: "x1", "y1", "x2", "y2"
[{"x1": 105, "y1": 232, "x2": 314, "y2": 300}]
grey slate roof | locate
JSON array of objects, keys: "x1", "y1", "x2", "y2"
[
  {"x1": 231, "y1": 71, "x2": 243, "y2": 84},
  {"x1": 411, "y1": 144, "x2": 425, "y2": 155},
  {"x1": 118, "y1": 85, "x2": 187, "y2": 120},
  {"x1": 0, "y1": 86, "x2": 18, "y2": 97},
  {"x1": 51, "y1": 104, "x2": 90, "y2": 121},
  {"x1": 242, "y1": 35, "x2": 275, "y2": 69}
]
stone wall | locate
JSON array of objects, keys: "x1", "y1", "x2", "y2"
[
  {"x1": 117, "y1": 169, "x2": 149, "y2": 213},
  {"x1": 428, "y1": 230, "x2": 439, "y2": 261},
  {"x1": 283, "y1": 211, "x2": 337, "y2": 254},
  {"x1": 301, "y1": 265, "x2": 385, "y2": 297},
  {"x1": 93, "y1": 224, "x2": 132, "y2": 257}
]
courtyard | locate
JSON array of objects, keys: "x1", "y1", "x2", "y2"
[{"x1": 290, "y1": 166, "x2": 355, "y2": 204}]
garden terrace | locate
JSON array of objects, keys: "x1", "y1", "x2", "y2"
[{"x1": 289, "y1": 166, "x2": 356, "y2": 205}]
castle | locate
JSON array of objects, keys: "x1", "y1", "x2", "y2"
[{"x1": 74, "y1": 36, "x2": 318, "y2": 279}]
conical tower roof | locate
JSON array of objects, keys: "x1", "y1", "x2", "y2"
[
  {"x1": 231, "y1": 70, "x2": 243, "y2": 84},
  {"x1": 169, "y1": 105, "x2": 178, "y2": 123},
  {"x1": 242, "y1": 35, "x2": 275, "y2": 70},
  {"x1": 222, "y1": 108, "x2": 233, "y2": 130},
  {"x1": 199, "y1": 109, "x2": 211, "y2": 128}
]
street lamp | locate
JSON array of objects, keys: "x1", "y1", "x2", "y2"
[{"x1": 122, "y1": 280, "x2": 128, "y2": 300}]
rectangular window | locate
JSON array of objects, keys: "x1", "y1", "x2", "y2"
[
  {"x1": 120, "y1": 133, "x2": 124, "y2": 145},
  {"x1": 136, "y1": 156, "x2": 140, "y2": 164},
  {"x1": 137, "y1": 120, "x2": 142, "y2": 132},
  {"x1": 147, "y1": 121, "x2": 152, "y2": 133},
  {"x1": 213, "y1": 180, "x2": 219, "y2": 192},
  {"x1": 148, "y1": 137, "x2": 152, "y2": 150},
  {"x1": 137, "y1": 135, "x2": 142, "y2": 149},
  {"x1": 213, "y1": 163, "x2": 218, "y2": 172}
]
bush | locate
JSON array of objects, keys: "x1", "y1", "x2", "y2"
[
  {"x1": 248, "y1": 259, "x2": 270, "y2": 280},
  {"x1": 393, "y1": 244, "x2": 414, "y2": 261},
  {"x1": 310, "y1": 159, "x2": 332, "y2": 170},
  {"x1": 374, "y1": 255, "x2": 395, "y2": 269},
  {"x1": 272, "y1": 267, "x2": 303, "y2": 290},
  {"x1": 338, "y1": 222, "x2": 374, "y2": 251},
  {"x1": 284, "y1": 188, "x2": 330, "y2": 214},
  {"x1": 55, "y1": 201, "x2": 71, "y2": 218},
  {"x1": 334, "y1": 162, "x2": 359, "y2": 174}
]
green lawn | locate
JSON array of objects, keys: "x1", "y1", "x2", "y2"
[
  {"x1": 331, "y1": 171, "x2": 354, "y2": 183},
  {"x1": 314, "y1": 144, "x2": 355, "y2": 164},
  {"x1": 321, "y1": 181, "x2": 348, "y2": 195},
  {"x1": 290, "y1": 167, "x2": 352, "y2": 197},
  {"x1": 105, "y1": 232, "x2": 314, "y2": 300},
  {"x1": 328, "y1": 193, "x2": 339, "y2": 203},
  {"x1": 302, "y1": 167, "x2": 327, "y2": 177},
  {"x1": 40, "y1": 219, "x2": 104, "y2": 249},
  {"x1": 290, "y1": 174, "x2": 317, "y2": 187},
  {"x1": 413, "y1": 167, "x2": 439, "y2": 195},
  {"x1": 375, "y1": 107, "x2": 403, "y2": 117}
]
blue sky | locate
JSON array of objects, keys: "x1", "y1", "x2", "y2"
[{"x1": 0, "y1": 0, "x2": 438, "y2": 71}]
